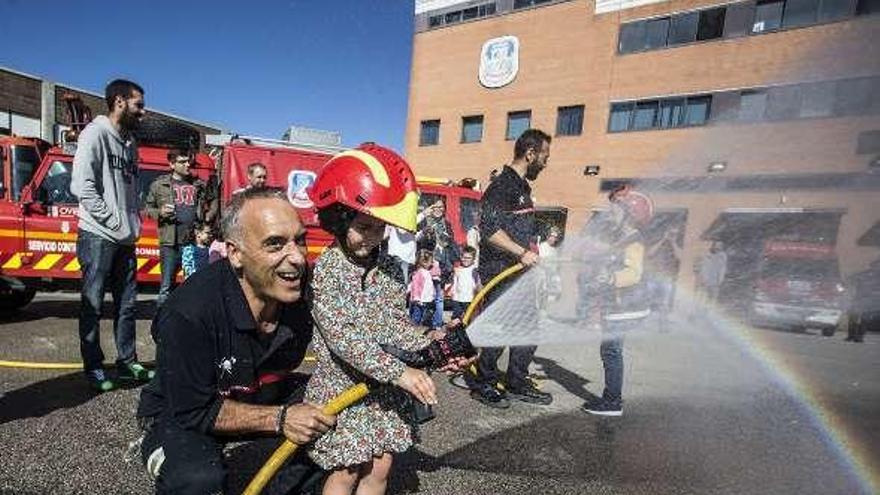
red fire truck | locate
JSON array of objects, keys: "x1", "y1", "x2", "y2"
[{"x1": 0, "y1": 125, "x2": 485, "y2": 310}]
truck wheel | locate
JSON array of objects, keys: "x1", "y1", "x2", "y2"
[
  {"x1": 134, "y1": 116, "x2": 201, "y2": 151},
  {"x1": 821, "y1": 325, "x2": 837, "y2": 337},
  {"x1": 0, "y1": 288, "x2": 36, "y2": 311}
]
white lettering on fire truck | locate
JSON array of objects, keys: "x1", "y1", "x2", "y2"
[
  {"x1": 136, "y1": 247, "x2": 159, "y2": 257},
  {"x1": 27, "y1": 240, "x2": 76, "y2": 253}
]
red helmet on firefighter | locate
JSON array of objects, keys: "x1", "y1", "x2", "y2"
[
  {"x1": 609, "y1": 184, "x2": 654, "y2": 227},
  {"x1": 309, "y1": 143, "x2": 419, "y2": 232}
]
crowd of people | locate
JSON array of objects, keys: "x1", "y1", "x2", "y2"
[{"x1": 71, "y1": 78, "x2": 664, "y2": 494}]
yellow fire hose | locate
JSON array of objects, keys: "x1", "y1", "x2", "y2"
[
  {"x1": 243, "y1": 263, "x2": 525, "y2": 495},
  {"x1": 0, "y1": 356, "x2": 316, "y2": 370}
]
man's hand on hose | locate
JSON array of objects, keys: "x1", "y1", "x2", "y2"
[
  {"x1": 519, "y1": 250, "x2": 539, "y2": 267},
  {"x1": 282, "y1": 403, "x2": 336, "y2": 445},
  {"x1": 395, "y1": 367, "x2": 437, "y2": 405}
]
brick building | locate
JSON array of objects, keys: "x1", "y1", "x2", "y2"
[
  {"x1": 0, "y1": 66, "x2": 222, "y2": 146},
  {"x1": 405, "y1": 0, "x2": 880, "y2": 300}
]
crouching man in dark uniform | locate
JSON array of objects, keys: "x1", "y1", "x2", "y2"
[{"x1": 137, "y1": 188, "x2": 336, "y2": 494}]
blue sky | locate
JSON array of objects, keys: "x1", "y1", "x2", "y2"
[{"x1": 1, "y1": 0, "x2": 415, "y2": 149}]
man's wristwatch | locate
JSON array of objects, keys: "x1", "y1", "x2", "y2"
[{"x1": 275, "y1": 404, "x2": 289, "y2": 435}]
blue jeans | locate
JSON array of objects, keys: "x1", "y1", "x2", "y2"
[
  {"x1": 599, "y1": 319, "x2": 643, "y2": 404},
  {"x1": 432, "y1": 281, "x2": 444, "y2": 328},
  {"x1": 76, "y1": 230, "x2": 138, "y2": 372},
  {"x1": 409, "y1": 302, "x2": 431, "y2": 326},
  {"x1": 157, "y1": 245, "x2": 181, "y2": 307}
]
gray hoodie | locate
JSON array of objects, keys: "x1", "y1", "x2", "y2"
[{"x1": 71, "y1": 115, "x2": 142, "y2": 245}]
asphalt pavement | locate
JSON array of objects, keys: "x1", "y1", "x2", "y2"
[{"x1": 1, "y1": 292, "x2": 877, "y2": 494}]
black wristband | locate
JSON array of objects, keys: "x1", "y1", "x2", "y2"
[{"x1": 275, "y1": 404, "x2": 289, "y2": 435}]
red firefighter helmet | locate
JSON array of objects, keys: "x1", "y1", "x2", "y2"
[
  {"x1": 609, "y1": 184, "x2": 654, "y2": 227},
  {"x1": 309, "y1": 143, "x2": 419, "y2": 232}
]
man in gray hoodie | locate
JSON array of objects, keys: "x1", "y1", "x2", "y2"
[{"x1": 71, "y1": 79, "x2": 151, "y2": 392}]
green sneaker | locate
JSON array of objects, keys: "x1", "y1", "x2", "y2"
[
  {"x1": 118, "y1": 362, "x2": 155, "y2": 382},
  {"x1": 86, "y1": 369, "x2": 117, "y2": 393}
]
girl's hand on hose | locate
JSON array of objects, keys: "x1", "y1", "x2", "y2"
[
  {"x1": 395, "y1": 367, "x2": 437, "y2": 405},
  {"x1": 282, "y1": 403, "x2": 336, "y2": 445},
  {"x1": 437, "y1": 355, "x2": 476, "y2": 374}
]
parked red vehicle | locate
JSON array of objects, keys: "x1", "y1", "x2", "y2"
[
  {"x1": 214, "y1": 136, "x2": 484, "y2": 262},
  {"x1": 0, "y1": 133, "x2": 216, "y2": 309},
  {"x1": 749, "y1": 240, "x2": 847, "y2": 336},
  {"x1": 0, "y1": 128, "x2": 488, "y2": 309}
]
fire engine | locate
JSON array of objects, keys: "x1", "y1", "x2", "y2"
[{"x1": 0, "y1": 103, "x2": 487, "y2": 310}]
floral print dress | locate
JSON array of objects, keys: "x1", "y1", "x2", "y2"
[{"x1": 306, "y1": 245, "x2": 432, "y2": 470}]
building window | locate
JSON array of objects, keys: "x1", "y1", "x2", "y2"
[
  {"x1": 514, "y1": 0, "x2": 553, "y2": 9},
  {"x1": 834, "y1": 78, "x2": 874, "y2": 116},
  {"x1": 506, "y1": 111, "x2": 532, "y2": 140},
  {"x1": 820, "y1": 0, "x2": 854, "y2": 20},
  {"x1": 857, "y1": 0, "x2": 880, "y2": 14},
  {"x1": 739, "y1": 90, "x2": 768, "y2": 121},
  {"x1": 753, "y1": 0, "x2": 785, "y2": 32},
  {"x1": 800, "y1": 81, "x2": 835, "y2": 118},
  {"x1": 426, "y1": 2, "x2": 497, "y2": 29},
  {"x1": 445, "y1": 11, "x2": 462, "y2": 23},
  {"x1": 609, "y1": 103, "x2": 633, "y2": 132},
  {"x1": 644, "y1": 17, "x2": 670, "y2": 49},
  {"x1": 668, "y1": 12, "x2": 699, "y2": 44},
  {"x1": 420, "y1": 120, "x2": 440, "y2": 146},
  {"x1": 461, "y1": 115, "x2": 484, "y2": 143},
  {"x1": 620, "y1": 5, "x2": 727, "y2": 53},
  {"x1": 783, "y1": 0, "x2": 821, "y2": 26},
  {"x1": 659, "y1": 98, "x2": 686, "y2": 128},
  {"x1": 685, "y1": 96, "x2": 712, "y2": 125},
  {"x1": 697, "y1": 7, "x2": 727, "y2": 40},
  {"x1": 633, "y1": 101, "x2": 659, "y2": 130},
  {"x1": 556, "y1": 105, "x2": 584, "y2": 136},
  {"x1": 608, "y1": 95, "x2": 713, "y2": 132}
]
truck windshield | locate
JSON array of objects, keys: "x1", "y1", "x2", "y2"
[
  {"x1": 37, "y1": 161, "x2": 77, "y2": 205},
  {"x1": 11, "y1": 145, "x2": 39, "y2": 201}
]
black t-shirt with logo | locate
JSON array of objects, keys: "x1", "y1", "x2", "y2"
[
  {"x1": 172, "y1": 178, "x2": 198, "y2": 244},
  {"x1": 478, "y1": 165, "x2": 536, "y2": 282}
]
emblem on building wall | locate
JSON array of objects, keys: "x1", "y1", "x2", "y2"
[{"x1": 479, "y1": 36, "x2": 519, "y2": 89}]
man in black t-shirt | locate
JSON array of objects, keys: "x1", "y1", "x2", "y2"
[
  {"x1": 472, "y1": 129, "x2": 553, "y2": 409},
  {"x1": 145, "y1": 150, "x2": 210, "y2": 307},
  {"x1": 137, "y1": 188, "x2": 335, "y2": 494}
]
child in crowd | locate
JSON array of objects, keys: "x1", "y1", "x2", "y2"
[
  {"x1": 180, "y1": 222, "x2": 213, "y2": 279},
  {"x1": 449, "y1": 245, "x2": 481, "y2": 324},
  {"x1": 408, "y1": 249, "x2": 436, "y2": 327},
  {"x1": 305, "y1": 144, "x2": 446, "y2": 495}
]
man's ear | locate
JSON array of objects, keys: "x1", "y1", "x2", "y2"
[{"x1": 226, "y1": 241, "x2": 243, "y2": 270}]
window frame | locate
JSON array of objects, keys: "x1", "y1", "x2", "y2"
[
  {"x1": 461, "y1": 115, "x2": 484, "y2": 144},
  {"x1": 419, "y1": 119, "x2": 441, "y2": 147},
  {"x1": 556, "y1": 105, "x2": 585, "y2": 136},
  {"x1": 752, "y1": 0, "x2": 786, "y2": 33},
  {"x1": 506, "y1": 110, "x2": 532, "y2": 141}
]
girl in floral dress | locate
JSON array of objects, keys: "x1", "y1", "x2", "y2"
[{"x1": 306, "y1": 144, "x2": 440, "y2": 495}]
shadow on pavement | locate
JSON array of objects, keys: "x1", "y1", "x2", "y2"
[
  {"x1": 0, "y1": 299, "x2": 156, "y2": 323},
  {"x1": 0, "y1": 371, "x2": 146, "y2": 425},
  {"x1": 532, "y1": 356, "x2": 596, "y2": 403}
]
